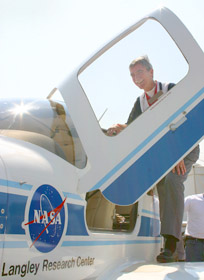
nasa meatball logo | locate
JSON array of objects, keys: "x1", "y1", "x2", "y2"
[{"x1": 24, "y1": 184, "x2": 66, "y2": 253}]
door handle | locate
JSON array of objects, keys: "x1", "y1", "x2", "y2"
[{"x1": 169, "y1": 116, "x2": 187, "y2": 131}]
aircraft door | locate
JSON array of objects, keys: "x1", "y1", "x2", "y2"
[
  {"x1": 0, "y1": 155, "x2": 8, "y2": 265},
  {"x1": 60, "y1": 8, "x2": 204, "y2": 205}
]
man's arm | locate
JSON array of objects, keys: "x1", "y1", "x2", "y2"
[
  {"x1": 107, "y1": 123, "x2": 127, "y2": 136},
  {"x1": 107, "y1": 97, "x2": 142, "y2": 136},
  {"x1": 127, "y1": 97, "x2": 142, "y2": 125}
]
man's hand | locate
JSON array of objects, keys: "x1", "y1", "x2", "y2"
[
  {"x1": 107, "y1": 124, "x2": 127, "y2": 136},
  {"x1": 172, "y1": 159, "x2": 186, "y2": 175}
]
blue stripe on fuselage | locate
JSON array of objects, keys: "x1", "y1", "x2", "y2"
[{"x1": 62, "y1": 238, "x2": 160, "y2": 247}]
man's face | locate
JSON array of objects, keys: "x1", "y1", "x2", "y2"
[{"x1": 129, "y1": 63, "x2": 154, "y2": 91}]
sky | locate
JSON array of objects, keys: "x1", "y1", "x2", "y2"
[
  {"x1": 0, "y1": 0, "x2": 204, "y2": 161},
  {"x1": 0, "y1": 0, "x2": 204, "y2": 99}
]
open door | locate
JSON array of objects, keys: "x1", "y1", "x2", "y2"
[{"x1": 59, "y1": 7, "x2": 204, "y2": 205}]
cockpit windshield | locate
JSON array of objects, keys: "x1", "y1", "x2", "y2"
[{"x1": 0, "y1": 98, "x2": 87, "y2": 169}]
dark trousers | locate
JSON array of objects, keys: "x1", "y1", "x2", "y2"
[{"x1": 157, "y1": 146, "x2": 200, "y2": 240}]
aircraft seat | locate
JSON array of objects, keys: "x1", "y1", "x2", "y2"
[{"x1": 0, "y1": 129, "x2": 67, "y2": 160}]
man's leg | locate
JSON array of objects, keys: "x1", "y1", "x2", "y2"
[
  {"x1": 175, "y1": 235, "x2": 185, "y2": 261},
  {"x1": 156, "y1": 146, "x2": 199, "y2": 262},
  {"x1": 157, "y1": 171, "x2": 185, "y2": 241}
]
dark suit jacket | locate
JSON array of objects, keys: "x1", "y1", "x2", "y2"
[{"x1": 127, "y1": 82, "x2": 175, "y2": 125}]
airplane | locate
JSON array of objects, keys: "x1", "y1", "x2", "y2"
[{"x1": 0, "y1": 6, "x2": 204, "y2": 280}]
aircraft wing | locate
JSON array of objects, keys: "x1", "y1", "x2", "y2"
[{"x1": 116, "y1": 262, "x2": 204, "y2": 280}]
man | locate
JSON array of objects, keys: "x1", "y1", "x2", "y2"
[
  {"x1": 184, "y1": 193, "x2": 204, "y2": 262},
  {"x1": 107, "y1": 55, "x2": 200, "y2": 263}
]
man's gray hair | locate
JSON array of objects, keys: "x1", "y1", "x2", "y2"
[{"x1": 129, "y1": 55, "x2": 153, "y2": 71}]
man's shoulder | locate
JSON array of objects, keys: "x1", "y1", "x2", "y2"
[
  {"x1": 167, "y1": 82, "x2": 175, "y2": 90},
  {"x1": 159, "y1": 82, "x2": 175, "y2": 91}
]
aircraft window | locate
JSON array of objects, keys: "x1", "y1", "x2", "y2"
[
  {"x1": 86, "y1": 190, "x2": 138, "y2": 232},
  {"x1": 78, "y1": 19, "x2": 189, "y2": 132},
  {"x1": 0, "y1": 98, "x2": 87, "y2": 169}
]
